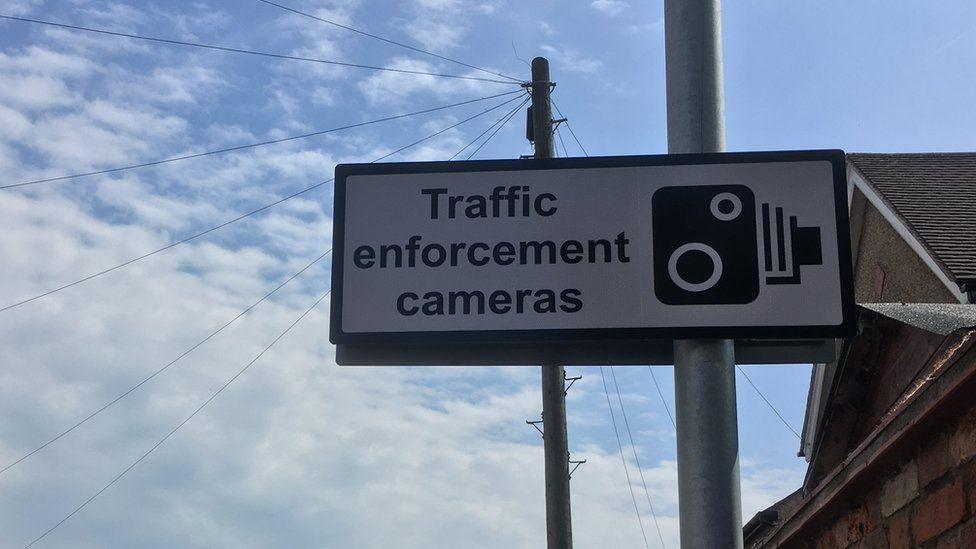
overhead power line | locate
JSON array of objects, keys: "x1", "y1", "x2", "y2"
[
  {"x1": 372, "y1": 92, "x2": 526, "y2": 162},
  {"x1": 0, "y1": 93, "x2": 522, "y2": 314},
  {"x1": 555, "y1": 125, "x2": 570, "y2": 158},
  {"x1": 647, "y1": 366, "x2": 676, "y2": 429},
  {"x1": 551, "y1": 99, "x2": 588, "y2": 156},
  {"x1": 737, "y1": 366, "x2": 802, "y2": 439},
  {"x1": 466, "y1": 96, "x2": 529, "y2": 160},
  {"x1": 17, "y1": 112, "x2": 536, "y2": 543},
  {"x1": 0, "y1": 181, "x2": 327, "y2": 313},
  {"x1": 559, "y1": 115, "x2": 658, "y2": 545},
  {"x1": 2, "y1": 90, "x2": 523, "y2": 190},
  {"x1": 452, "y1": 98, "x2": 527, "y2": 160},
  {"x1": 254, "y1": 0, "x2": 522, "y2": 83},
  {"x1": 610, "y1": 367, "x2": 668, "y2": 549},
  {"x1": 600, "y1": 366, "x2": 651, "y2": 549},
  {"x1": 0, "y1": 250, "x2": 330, "y2": 476},
  {"x1": 22, "y1": 289, "x2": 331, "y2": 549},
  {"x1": 0, "y1": 14, "x2": 519, "y2": 84}
]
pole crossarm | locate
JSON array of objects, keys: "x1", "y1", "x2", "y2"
[
  {"x1": 563, "y1": 374, "x2": 582, "y2": 395},
  {"x1": 526, "y1": 418, "x2": 545, "y2": 438},
  {"x1": 568, "y1": 455, "x2": 586, "y2": 479}
]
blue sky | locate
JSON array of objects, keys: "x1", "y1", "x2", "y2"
[{"x1": 0, "y1": 1, "x2": 973, "y2": 548}]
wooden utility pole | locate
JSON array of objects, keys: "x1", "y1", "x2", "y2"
[{"x1": 529, "y1": 56, "x2": 573, "y2": 549}]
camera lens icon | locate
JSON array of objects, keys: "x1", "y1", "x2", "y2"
[
  {"x1": 652, "y1": 184, "x2": 760, "y2": 305},
  {"x1": 667, "y1": 242, "x2": 723, "y2": 292},
  {"x1": 710, "y1": 192, "x2": 742, "y2": 221}
]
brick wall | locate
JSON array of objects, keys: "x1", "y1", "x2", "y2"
[{"x1": 799, "y1": 406, "x2": 976, "y2": 548}]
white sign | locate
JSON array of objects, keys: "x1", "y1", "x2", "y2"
[{"x1": 330, "y1": 151, "x2": 854, "y2": 349}]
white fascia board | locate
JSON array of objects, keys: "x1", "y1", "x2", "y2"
[
  {"x1": 846, "y1": 162, "x2": 968, "y2": 304},
  {"x1": 800, "y1": 362, "x2": 827, "y2": 461}
]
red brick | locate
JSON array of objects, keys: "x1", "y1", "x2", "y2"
[
  {"x1": 844, "y1": 504, "x2": 880, "y2": 545},
  {"x1": 795, "y1": 536, "x2": 814, "y2": 549},
  {"x1": 857, "y1": 528, "x2": 886, "y2": 549},
  {"x1": 933, "y1": 519, "x2": 976, "y2": 549},
  {"x1": 968, "y1": 460, "x2": 976, "y2": 514},
  {"x1": 817, "y1": 525, "x2": 838, "y2": 549},
  {"x1": 887, "y1": 508, "x2": 912, "y2": 549},
  {"x1": 935, "y1": 531, "x2": 958, "y2": 549},
  {"x1": 950, "y1": 407, "x2": 976, "y2": 465},
  {"x1": 912, "y1": 479, "x2": 968, "y2": 543},
  {"x1": 833, "y1": 516, "x2": 850, "y2": 548},
  {"x1": 918, "y1": 433, "x2": 953, "y2": 487},
  {"x1": 958, "y1": 519, "x2": 976, "y2": 548},
  {"x1": 881, "y1": 461, "x2": 920, "y2": 517}
]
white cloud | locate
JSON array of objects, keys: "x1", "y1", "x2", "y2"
[
  {"x1": 0, "y1": 46, "x2": 98, "y2": 77},
  {"x1": 118, "y1": 65, "x2": 227, "y2": 105},
  {"x1": 356, "y1": 56, "x2": 486, "y2": 105},
  {"x1": 415, "y1": 0, "x2": 462, "y2": 9},
  {"x1": 75, "y1": 1, "x2": 147, "y2": 28},
  {"x1": 540, "y1": 44, "x2": 603, "y2": 74},
  {"x1": 741, "y1": 466, "x2": 806, "y2": 519},
  {"x1": 0, "y1": 104, "x2": 31, "y2": 138},
  {"x1": 310, "y1": 86, "x2": 337, "y2": 107},
  {"x1": 0, "y1": 73, "x2": 78, "y2": 110},
  {"x1": 0, "y1": 0, "x2": 43, "y2": 16},
  {"x1": 591, "y1": 0, "x2": 630, "y2": 16},
  {"x1": 625, "y1": 18, "x2": 665, "y2": 35},
  {"x1": 404, "y1": 18, "x2": 467, "y2": 52}
]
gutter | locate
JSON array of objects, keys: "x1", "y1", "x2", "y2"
[{"x1": 758, "y1": 329, "x2": 976, "y2": 547}]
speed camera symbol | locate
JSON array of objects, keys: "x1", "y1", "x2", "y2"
[{"x1": 652, "y1": 185, "x2": 824, "y2": 306}]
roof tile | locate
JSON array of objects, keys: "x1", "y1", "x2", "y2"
[{"x1": 848, "y1": 153, "x2": 976, "y2": 285}]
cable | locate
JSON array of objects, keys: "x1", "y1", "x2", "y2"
[
  {"x1": 372, "y1": 92, "x2": 526, "y2": 162},
  {"x1": 255, "y1": 0, "x2": 522, "y2": 83},
  {"x1": 647, "y1": 366, "x2": 675, "y2": 429},
  {"x1": 0, "y1": 250, "x2": 330, "y2": 476},
  {"x1": 546, "y1": 109, "x2": 666, "y2": 545},
  {"x1": 15, "y1": 105, "x2": 534, "y2": 542},
  {"x1": 466, "y1": 96, "x2": 529, "y2": 160},
  {"x1": 0, "y1": 14, "x2": 519, "y2": 85},
  {"x1": 551, "y1": 99, "x2": 588, "y2": 156},
  {"x1": 22, "y1": 289, "x2": 330, "y2": 548},
  {"x1": 737, "y1": 366, "x2": 801, "y2": 439},
  {"x1": 555, "y1": 125, "x2": 571, "y2": 158},
  {"x1": 600, "y1": 366, "x2": 650, "y2": 549},
  {"x1": 610, "y1": 367, "x2": 667, "y2": 549},
  {"x1": 0, "y1": 94, "x2": 520, "y2": 314},
  {"x1": 450, "y1": 98, "x2": 526, "y2": 160},
  {"x1": 0, "y1": 181, "x2": 328, "y2": 313},
  {"x1": 449, "y1": 110, "x2": 509, "y2": 160},
  {"x1": 2, "y1": 90, "x2": 523, "y2": 190}
]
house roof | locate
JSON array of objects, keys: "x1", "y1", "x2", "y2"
[
  {"x1": 861, "y1": 303, "x2": 976, "y2": 335},
  {"x1": 848, "y1": 153, "x2": 976, "y2": 287}
]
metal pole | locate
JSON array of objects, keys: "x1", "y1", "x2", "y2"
[
  {"x1": 531, "y1": 56, "x2": 573, "y2": 549},
  {"x1": 664, "y1": 1, "x2": 744, "y2": 548}
]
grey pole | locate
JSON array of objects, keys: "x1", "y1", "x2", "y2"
[
  {"x1": 664, "y1": 1, "x2": 744, "y2": 548},
  {"x1": 531, "y1": 56, "x2": 573, "y2": 549}
]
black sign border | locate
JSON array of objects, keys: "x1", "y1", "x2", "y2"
[{"x1": 330, "y1": 149, "x2": 855, "y2": 345}]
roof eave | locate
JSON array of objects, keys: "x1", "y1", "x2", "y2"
[{"x1": 846, "y1": 160, "x2": 969, "y2": 304}]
